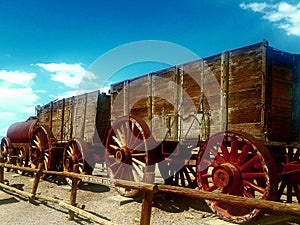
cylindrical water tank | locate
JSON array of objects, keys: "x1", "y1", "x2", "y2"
[{"x1": 6, "y1": 117, "x2": 37, "y2": 143}]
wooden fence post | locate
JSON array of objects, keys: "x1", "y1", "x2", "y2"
[
  {"x1": 30, "y1": 162, "x2": 43, "y2": 202},
  {"x1": 140, "y1": 172, "x2": 155, "y2": 225},
  {"x1": 0, "y1": 157, "x2": 4, "y2": 187},
  {"x1": 68, "y1": 177, "x2": 79, "y2": 221}
]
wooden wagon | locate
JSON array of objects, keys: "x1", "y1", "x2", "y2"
[
  {"x1": 106, "y1": 41, "x2": 300, "y2": 222},
  {"x1": 1, "y1": 40, "x2": 300, "y2": 223},
  {"x1": 1, "y1": 91, "x2": 110, "y2": 182}
]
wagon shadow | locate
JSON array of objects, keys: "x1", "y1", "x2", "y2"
[
  {"x1": 0, "y1": 196, "x2": 20, "y2": 205},
  {"x1": 135, "y1": 193, "x2": 211, "y2": 214},
  {"x1": 79, "y1": 183, "x2": 110, "y2": 193},
  {"x1": 47, "y1": 176, "x2": 111, "y2": 193},
  {"x1": 44, "y1": 175, "x2": 68, "y2": 185},
  {"x1": 39, "y1": 200, "x2": 100, "y2": 225}
]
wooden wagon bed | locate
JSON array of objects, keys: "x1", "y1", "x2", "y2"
[
  {"x1": 110, "y1": 41, "x2": 300, "y2": 144},
  {"x1": 37, "y1": 91, "x2": 110, "y2": 146}
]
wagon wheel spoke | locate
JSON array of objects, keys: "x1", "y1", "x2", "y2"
[
  {"x1": 220, "y1": 142, "x2": 230, "y2": 161},
  {"x1": 132, "y1": 157, "x2": 146, "y2": 167},
  {"x1": 158, "y1": 146, "x2": 198, "y2": 189},
  {"x1": 242, "y1": 180, "x2": 266, "y2": 194},
  {"x1": 243, "y1": 187, "x2": 255, "y2": 198},
  {"x1": 294, "y1": 184, "x2": 300, "y2": 203},
  {"x1": 63, "y1": 138, "x2": 88, "y2": 186},
  {"x1": 182, "y1": 167, "x2": 192, "y2": 186},
  {"x1": 278, "y1": 146, "x2": 300, "y2": 203},
  {"x1": 30, "y1": 126, "x2": 52, "y2": 179},
  {"x1": 17, "y1": 146, "x2": 29, "y2": 175},
  {"x1": 197, "y1": 131, "x2": 277, "y2": 223},
  {"x1": 229, "y1": 136, "x2": 238, "y2": 162},
  {"x1": 43, "y1": 150, "x2": 49, "y2": 173},
  {"x1": 1, "y1": 137, "x2": 13, "y2": 172},
  {"x1": 105, "y1": 116, "x2": 155, "y2": 197},
  {"x1": 159, "y1": 161, "x2": 198, "y2": 188}
]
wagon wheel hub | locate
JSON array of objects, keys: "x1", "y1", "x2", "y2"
[
  {"x1": 65, "y1": 157, "x2": 72, "y2": 168},
  {"x1": 212, "y1": 163, "x2": 241, "y2": 188},
  {"x1": 115, "y1": 147, "x2": 131, "y2": 164},
  {"x1": 72, "y1": 163, "x2": 80, "y2": 173}
]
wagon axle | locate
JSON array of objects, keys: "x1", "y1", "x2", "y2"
[
  {"x1": 114, "y1": 147, "x2": 132, "y2": 164},
  {"x1": 64, "y1": 157, "x2": 80, "y2": 173},
  {"x1": 212, "y1": 163, "x2": 241, "y2": 189}
]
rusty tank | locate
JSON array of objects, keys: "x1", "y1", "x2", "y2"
[{"x1": 6, "y1": 117, "x2": 37, "y2": 144}]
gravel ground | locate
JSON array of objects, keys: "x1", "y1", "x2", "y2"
[{"x1": 0, "y1": 170, "x2": 299, "y2": 225}]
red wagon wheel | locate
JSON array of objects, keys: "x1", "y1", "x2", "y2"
[
  {"x1": 63, "y1": 138, "x2": 89, "y2": 186},
  {"x1": 106, "y1": 115, "x2": 155, "y2": 197},
  {"x1": 197, "y1": 131, "x2": 277, "y2": 223},
  {"x1": 30, "y1": 126, "x2": 53, "y2": 178},
  {"x1": 277, "y1": 146, "x2": 300, "y2": 203},
  {"x1": 16, "y1": 146, "x2": 29, "y2": 175},
  {"x1": 0, "y1": 137, "x2": 13, "y2": 172},
  {"x1": 158, "y1": 158, "x2": 197, "y2": 189}
]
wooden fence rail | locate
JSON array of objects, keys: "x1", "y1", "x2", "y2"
[
  {"x1": 0, "y1": 161, "x2": 119, "y2": 225},
  {"x1": 0, "y1": 161, "x2": 300, "y2": 225},
  {"x1": 157, "y1": 185, "x2": 300, "y2": 217}
]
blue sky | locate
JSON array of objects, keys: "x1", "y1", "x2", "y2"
[{"x1": 1, "y1": 0, "x2": 300, "y2": 137}]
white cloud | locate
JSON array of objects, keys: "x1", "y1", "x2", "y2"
[
  {"x1": 0, "y1": 112, "x2": 16, "y2": 136},
  {"x1": 0, "y1": 87, "x2": 38, "y2": 136},
  {"x1": 0, "y1": 87, "x2": 38, "y2": 113},
  {"x1": 35, "y1": 89, "x2": 47, "y2": 93},
  {"x1": 240, "y1": 1, "x2": 300, "y2": 36},
  {"x1": 240, "y1": 2, "x2": 270, "y2": 12},
  {"x1": 0, "y1": 68, "x2": 39, "y2": 137},
  {"x1": 0, "y1": 70, "x2": 36, "y2": 87},
  {"x1": 48, "y1": 89, "x2": 101, "y2": 100},
  {"x1": 36, "y1": 63, "x2": 95, "y2": 88}
]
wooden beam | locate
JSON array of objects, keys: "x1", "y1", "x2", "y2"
[
  {"x1": 0, "y1": 158, "x2": 4, "y2": 186},
  {"x1": 0, "y1": 182, "x2": 33, "y2": 199},
  {"x1": 59, "y1": 201, "x2": 118, "y2": 225},
  {"x1": 31, "y1": 163, "x2": 43, "y2": 196},
  {"x1": 157, "y1": 184, "x2": 300, "y2": 217},
  {"x1": 0, "y1": 163, "x2": 39, "y2": 173}
]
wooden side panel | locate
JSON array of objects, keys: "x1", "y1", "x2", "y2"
[
  {"x1": 62, "y1": 97, "x2": 72, "y2": 141},
  {"x1": 110, "y1": 81, "x2": 127, "y2": 122},
  {"x1": 203, "y1": 56, "x2": 223, "y2": 137},
  {"x1": 181, "y1": 61, "x2": 202, "y2": 141},
  {"x1": 181, "y1": 56, "x2": 222, "y2": 141},
  {"x1": 50, "y1": 101, "x2": 60, "y2": 140},
  {"x1": 72, "y1": 94, "x2": 86, "y2": 139},
  {"x1": 110, "y1": 75, "x2": 152, "y2": 127},
  {"x1": 72, "y1": 91, "x2": 99, "y2": 143},
  {"x1": 110, "y1": 68, "x2": 180, "y2": 143},
  {"x1": 37, "y1": 97, "x2": 73, "y2": 141},
  {"x1": 33, "y1": 92, "x2": 110, "y2": 145},
  {"x1": 37, "y1": 104, "x2": 51, "y2": 129},
  {"x1": 266, "y1": 50, "x2": 294, "y2": 142},
  {"x1": 109, "y1": 42, "x2": 299, "y2": 144},
  {"x1": 227, "y1": 45, "x2": 264, "y2": 140},
  {"x1": 83, "y1": 91, "x2": 99, "y2": 143},
  {"x1": 96, "y1": 93, "x2": 111, "y2": 144},
  {"x1": 294, "y1": 55, "x2": 300, "y2": 143},
  {"x1": 151, "y1": 68, "x2": 178, "y2": 142},
  {"x1": 129, "y1": 75, "x2": 151, "y2": 129}
]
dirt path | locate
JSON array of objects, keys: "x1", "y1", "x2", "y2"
[{"x1": 0, "y1": 171, "x2": 299, "y2": 225}]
